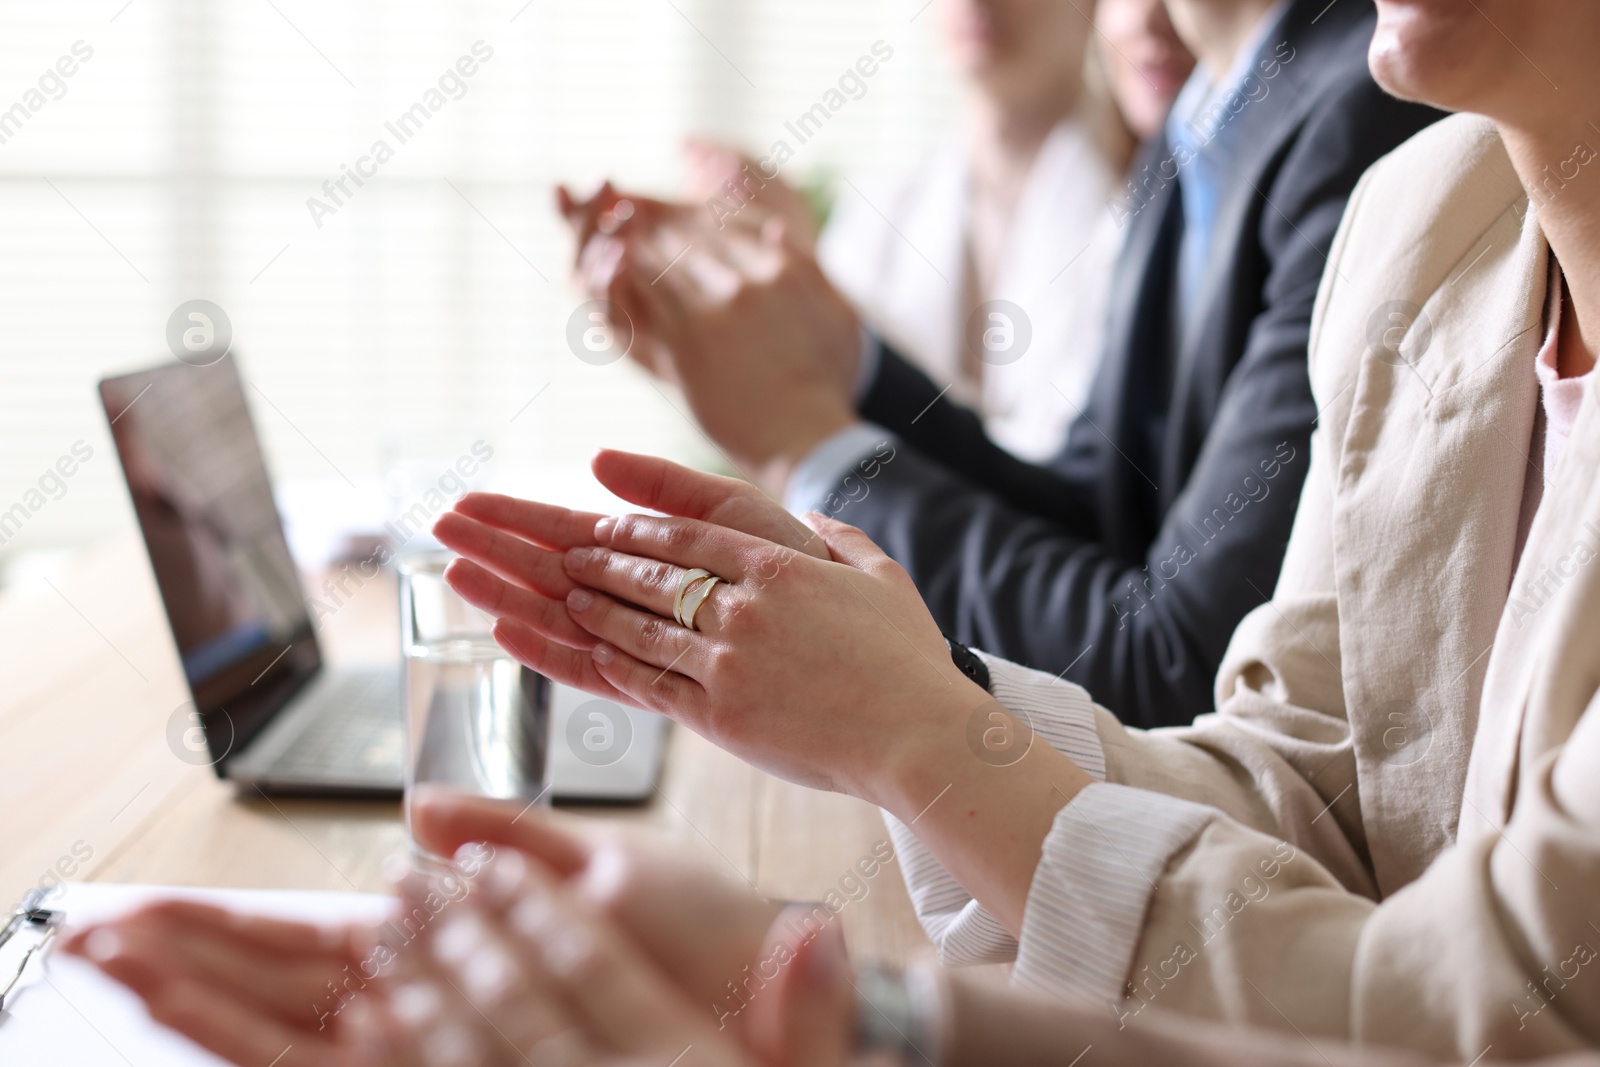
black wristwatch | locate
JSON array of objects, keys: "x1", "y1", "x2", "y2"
[{"x1": 944, "y1": 635, "x2": 990, "y2": 691}]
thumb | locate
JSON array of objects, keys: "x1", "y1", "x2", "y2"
[
  {"x1": 591, "y1": 449, "x2": 749, "y2": 520},
  {"x1": 804, "y1": 513, "x2": 888, "y2": 570},
  {"x1": 746, "y1": 914, "x2": 853, "y2": 1067},
  {"x1": 408, "y1": 786, "x2": 588, "y2": 877},
  {"x1": 593, "y1": 449, "x2": 825, "y2": 557}
]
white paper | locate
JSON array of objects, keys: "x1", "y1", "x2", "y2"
[{"x1": 0, "y1": 882, "x2": 392, "y2": 1067}]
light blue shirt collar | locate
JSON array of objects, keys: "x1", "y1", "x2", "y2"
[{"x1": 1166, "y1": 0, "x2": 1291, "y2": 154}]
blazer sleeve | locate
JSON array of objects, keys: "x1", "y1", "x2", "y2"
[
  {"x1": 841, "y1": 353, "x2": 1315, "y2": 730},
  {"x1": 830, "y1": 90, "x2": 1428, "y2": 729},
  {"x1": 854, "y1": 342, "x2": 1104, "y2": 538},
  {"x1": 1033, "y1": 690, "x2": 1600, "y2": 1060}
]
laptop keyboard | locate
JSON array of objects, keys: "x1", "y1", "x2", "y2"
[{"x1": 269, "y1": 671, "x2": 404, "y2": 780}]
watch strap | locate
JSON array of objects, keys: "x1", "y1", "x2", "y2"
[{"x1": 944, "y1": 635, "x2": 990, "y2": 691}]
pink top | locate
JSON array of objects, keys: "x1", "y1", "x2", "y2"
[
  {"x1": 1514, "y1": 257, "x2": 1592, "y2": 570},
  {"x1": 1535, "y1": 259, "x2": 1591, "y2": 477}
]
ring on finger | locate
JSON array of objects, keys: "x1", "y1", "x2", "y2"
[
  {"x1": 672, "y1": 568, "x2": 711, "y2": 626},
  {"x1": 672, "y1": 568, "x2": 722, "y2": 631}
]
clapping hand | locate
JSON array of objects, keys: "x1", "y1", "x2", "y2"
[
  {"x1": 433, "y1": 449, "x2": 1096, "y2": 935},
  {"x1": 359, "y1": 847, "x2": 853, "y2": 1067},
  {"x1": 557, "y1": 180, "x2": 862, "y2": 495},
  {"x1": 65, "y1": 798, "x2": 855, "y2": 1067}
]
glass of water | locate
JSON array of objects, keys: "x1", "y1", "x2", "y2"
[{"x1": 398, "y1": 552, "x2": 551, "y2": 861}]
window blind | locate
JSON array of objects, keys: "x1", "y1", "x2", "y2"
[{"x1": 0, "y1": 0, "x2": 958, "y2": 564}]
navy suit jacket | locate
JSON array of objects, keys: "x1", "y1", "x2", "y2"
[{"x1": 827, "y1": 0, "x2": 1443, "y2": 728}]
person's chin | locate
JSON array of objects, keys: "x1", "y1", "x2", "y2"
[
  {"x1": 956, "y1": 40, "x2": 1006, "y2": 78},
  {"x1": 1141, "y1": 60, "x2": 1189, "y2": 107},
  {"x1": 1120, "y1": 89, "x2": 1172, "y2": 143},
  {"x1": 1368, "y1": 0, "x2": 1476, "y2": 107},
  {"x1": 944, "y1": 14, "x2": 999, "y2": 72}
]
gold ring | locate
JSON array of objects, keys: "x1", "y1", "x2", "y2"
[
  {"x1": 673, "y1": 568, "x2": 713, "y2": 627},
  {"x1": 678, "y1": 576, "x2": 721, "y2": 632}
]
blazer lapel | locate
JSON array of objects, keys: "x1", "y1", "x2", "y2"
[
  {"x1": 1334, "y1": 194, "x2": 1545, "y2": 893},
  {"x1": 1467, "y1": 258, "x2": 1600, "y2": 834},
  {"x1": 1079, "y1": 142, "x2": 1183, "y2": 537},
  {"x1": 1518, "y1": 381, "x2": 1600, "y2": 767}
]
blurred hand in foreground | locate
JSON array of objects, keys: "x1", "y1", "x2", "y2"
[{"x1": 64, "y1": 795, "x2": 853, "y2": 1067}]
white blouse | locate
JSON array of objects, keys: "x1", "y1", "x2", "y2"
[{"x1": 817, "y1": 113, "x2": 1124, "y2": 462}]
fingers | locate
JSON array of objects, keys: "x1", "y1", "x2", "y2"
[
  {"x1": 375, "y1": 866, "x2": 582, "y2": 1067},
  {"x1": 83, "y1": 900, "x2": 356, "y2": 960},
  {"x1": 66, "y1": 920, "x2": 352, "y2": 1065},
  {"x1": 561, "y1": 182, "x2": 699, "y2": 282},
  {"x1": 408, "y1": 789, "x2": 588, "y2": 877},
  {"x1": 590, "y1": 449, "x2": 752, "y2": 520},
  {"x1": 744, "y1": 916, "x2": 854, "y2": 1067},
  {"x1": 564, "y1": 587, "x2": 718, "y2": 677},
  {"x1": 681, "y1": 137, "x2": 751, "y2": 197},
  {"x1": 579, "y1": 230, "x2": 630, "y2": 299},
  {"x1": 587, "y1": 638, "x2": 707, "y2": 722},
  {"x1": 427, "y1": 908, "x2": 570, "y2": 1056},
  {"x1": 370, "y1": 982, "x2": 496, "y2": 1067},
  {"x1": 64, "y1": 921, "x2": 175, "y2": 1004},
  {"x1": 487, "y1": 854, "x2": 707, "y2": 1057},
  {"x1": 559, "y1": 180, "x2": 631, "y2": 258},
  {"x1": 632, "y1": 226, "x2": 735, "y2": 304},
  {"x1": 556, "y1": 180, "x2": 613, "y2": 230},
  {"x1": 708, "y1": 220, "x2": 782, "y2": 279},
  {"x1": 562, "y1": 546, "x2": 728, "y2": 636},
  {"x1": 592, "y1": 513, "x2": 768, "y2": 582},
  {"x1": 803, "y1": 512, "x2": 891, "y2": 572},
  {"x1": 443, "y1": 557, "x2": 597, "y2": 650},
  {"x1": 591, "y1": 450, "x2": 825, "y2": 557},
  {"x1": 451, "y1": 492, "x2": 606, "y2": 551},
  {"x1": 67, "y1": 906, "x2": 359, "y2": 1025},
  {"x1": 146, "y1": 978, "x2": 348, "y2": 1067},
  {"x1": 491, "y1": 617, "x2": 630, "y2": 706},
  {"x1": 433, "y1": 512, "x2": 576, "y2": 601},
  {"x1": 376, "y1": 968, "x2": 512, "y2": 1067},
  {"x1": 611, "y1": 260, "x2": 688, "y2": 379}
]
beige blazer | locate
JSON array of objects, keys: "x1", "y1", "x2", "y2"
[{"x1": 1080, "y1": 112, "x2": 1600, "y2": 1058}]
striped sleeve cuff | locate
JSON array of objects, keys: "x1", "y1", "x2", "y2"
[
  {"x1": 880, "y1": 653, "x2": 1109, "y2": 966},
  {"x1": 1013, "y1": 783, "x2": 1216, "y2": 1001},
  {"x1": 976, "y1": 652, "x2": 1107, "y2": 781},
  {"x1": 883, "y1": 811, "x2": 1019, "y2": 964}
]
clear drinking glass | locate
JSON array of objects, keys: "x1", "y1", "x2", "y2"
[{"x1": 398, "y1": 552, "x2": 551, "y2": 861}]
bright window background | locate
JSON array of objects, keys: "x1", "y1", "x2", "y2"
[{"x1": 0, "y1": 0, "x2": 958, "y2": 579}]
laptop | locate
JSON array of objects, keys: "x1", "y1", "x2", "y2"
[{"x1": 100, "y1": 355, "x2": 667, "y2": 801}]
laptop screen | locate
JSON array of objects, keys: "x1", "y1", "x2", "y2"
[{"x1": 101, "y1": 356, "x2": 321, "y2": 767}]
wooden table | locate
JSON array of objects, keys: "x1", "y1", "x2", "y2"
[{"x1": 0, "y1": 533, "x2": 934, "y2": 966}]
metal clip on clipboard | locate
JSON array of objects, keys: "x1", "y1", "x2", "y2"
[{"x1": 0, "y1": 887, "x2": 65, "y2": 1011}]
